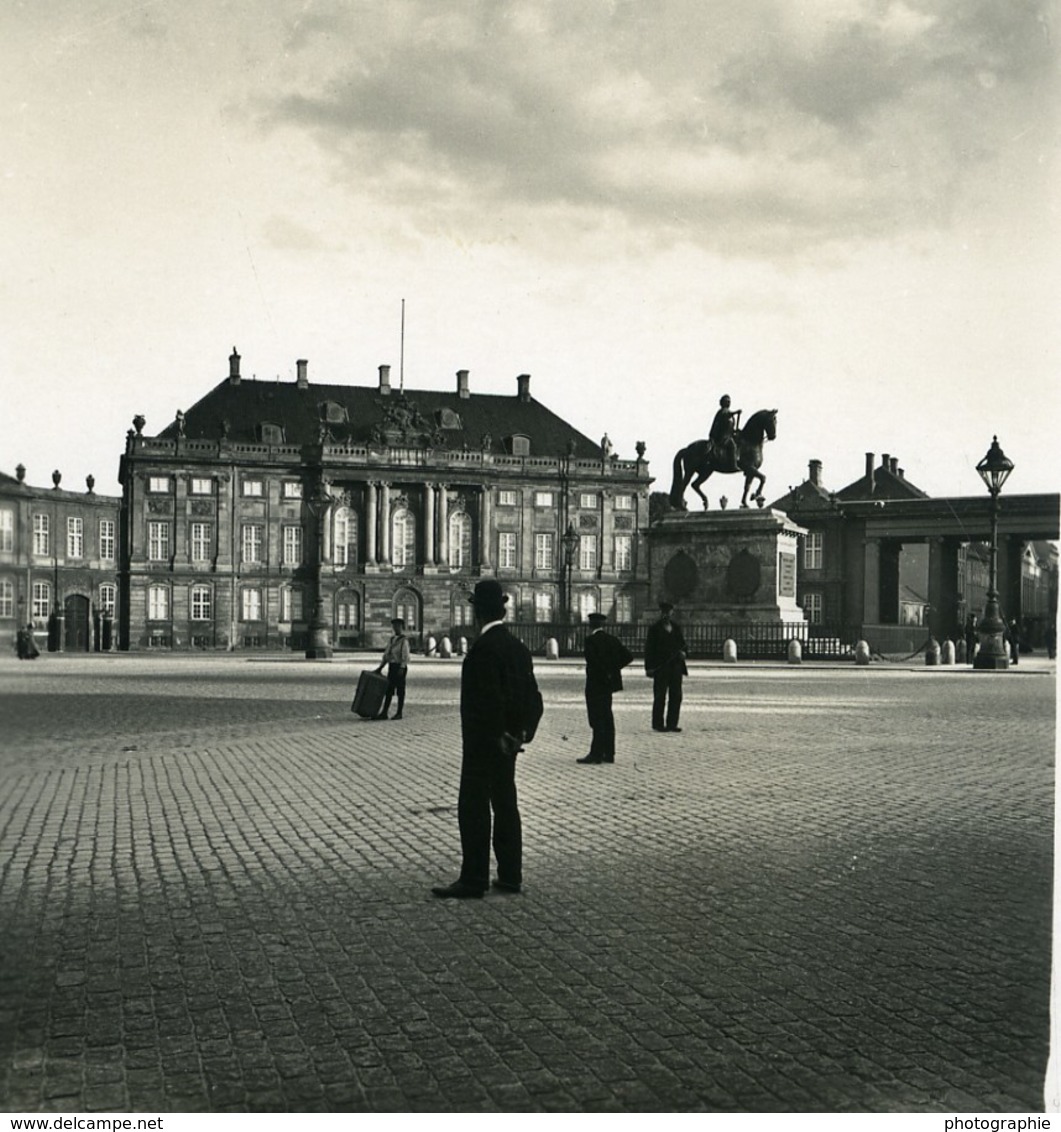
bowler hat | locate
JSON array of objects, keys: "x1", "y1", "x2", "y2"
[
  {"x1": 390, "y1": 617, "x2": 405, "y2": 628},
  {"x1": 587, "y1": 612, "x2": 608, "y2": 625},
  {"x1": 469, "y1": 579, "x2": 508, "y2": 607},
  {"x1": 658, "y1": 601, "x2": 675, "y2": 613}
]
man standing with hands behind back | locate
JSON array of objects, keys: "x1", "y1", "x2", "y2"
[
  {"x1": 645, "y1": 601, "x2": 688, "y2": 733},
  {"x1": 577, "y1": 612, "x2": 633, "y2": 765}
]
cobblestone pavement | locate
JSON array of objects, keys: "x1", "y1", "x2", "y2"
[{"x1": 0, "y1": 652, "x2": 1054, "y2": 1113}]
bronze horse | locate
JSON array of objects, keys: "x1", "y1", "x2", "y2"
[{"x1": 669, "y1": 408, "x2": 778, "y2": 510}]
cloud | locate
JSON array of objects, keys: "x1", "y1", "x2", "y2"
[{"x1": 257, "y1": 0, "x2": 1055, "y2": 255}]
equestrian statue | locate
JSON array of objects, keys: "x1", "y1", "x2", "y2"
[{"x1": 669, "y1": 398, "x2": 778, "y2": 511}]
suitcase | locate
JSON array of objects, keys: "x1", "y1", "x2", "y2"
[{"x1": 351, "y1": 669, "x2": 388, "y2": 719}]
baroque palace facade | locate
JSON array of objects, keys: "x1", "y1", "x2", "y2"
[{"x1": 117, "y1": 351, "x2": 652, "y2": 652}]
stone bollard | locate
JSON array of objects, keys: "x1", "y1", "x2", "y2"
[
  {"x1": 425, "y1": 634, "x2": 437, "y2": 657},
  {"x1": 545, "y1": 637, "x2": 560, "y2": 660},
  {"x1": 925, "y1": 637, "x2": 940, "y2": 666},
  {"x1": 787, "y1": 638, "x2": 802, "y2": 664},
  {"x1": 438, "y1": 636, "x2": 453, "y2": 658},
  {"x1": 854, "y1": 640, "x2": 871, "y2": 665},
  {"x1": 955, "y1": 639, "x2": 967, "y2": 663},
  {"x1": 458, "y1": 636, "x2": 468, "y2": 656},
  {"x1": 723, "y1": 638, "x2": 737, "y2": 664},
  {"x1": 941, "y1": 639, "x2": 955, "y2": 665}
]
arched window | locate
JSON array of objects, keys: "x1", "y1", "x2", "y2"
[
  {"x1": 334, "y1": 507, "x2": 358, "y2": 567},
  {"x1": 393, "y1": 588, "x2": 419, "y2": 631},
  {"x1": 448, "y1": 510, "x2": 472, "y2": 571},
  {"x1": 392, "y1": 508, "x2": 416, "y2": 567},
  {"x1": 335, "y1": 590, "x2": 360, "y2": 630}
]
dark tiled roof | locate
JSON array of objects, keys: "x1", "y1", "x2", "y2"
[
  {"x1": 159, "y1": 379, "x2": 603, "y2": 459},
  {"x1": 0, "y1": 471, "x2": 23, "y2": 487},
  {"x1": 836, "y1": 466, "x2": 929, "y2": 501},
  {"x1": 768, "y1": 480, "x2": 835, "y2": 512}
]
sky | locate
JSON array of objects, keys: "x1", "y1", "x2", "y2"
[{"x1": 2, "y1": 0, "x2": 1058, "y2": 505}]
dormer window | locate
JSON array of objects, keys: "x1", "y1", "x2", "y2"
[
  {"x1": 259, "y1": 422, "x2": 285, "y2": 444},
  {"x1": 320, "y1": 401, "x2": 348, "y2": 425},
  {"x1": 506, "y1": 434, "x2": 531, "y2": 457},
  {"x1": 436, "y1": 408, "x2": 463, "y2": 430}
]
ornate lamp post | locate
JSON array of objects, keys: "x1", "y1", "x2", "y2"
[
  {"x1": 972, "y1": 436, "x2": 1014, "y2": 671},
  {"x1": 305, "y1": 480, "x2": 334, "y2": 660},
  {"x1": 561, "y1": 521, "x2": 579, "y2": 625}
]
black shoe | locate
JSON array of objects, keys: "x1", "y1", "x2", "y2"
[
  {"x1": 602, "y1": 757, "x2": 615, "y2": 763},
  {"x1": 665, "y1": 726, "x2": 682, "y2": 733},
  {"x1": 431, "y1": 880, "x2": 485, "y2": 899},
  {"x1": 392, "y1": 713, "x2": 403, "y2": 720},
  {"x1": 491, "y1": 879, "x2": 522, "y2": 894},
  {"x1": 576, "y1": 754, "x2": 604, "y2": 764},
  {"x1": 652, "y1": 725, "x2": 665, "y2": 732},
  {"x1": 374, "y1": 714, "x2": 389, "y2": 721}
]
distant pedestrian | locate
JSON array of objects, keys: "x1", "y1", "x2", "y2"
[
  {"x1": 16, "y1": 624, "x2": 39, "y2": 660},
  {"x1": 645, "y1": 602, "x2": 688, "y2": 733},
  {"x1": 964, "y1": 613, "x2": 978, "y2": 665},
  {"x1": 577, "y1": 612, "x2": 633, "y2": 765},
  {"x1": 374, "y1": 617, "x2": 410, "y2": 720},
  {"x1": 1007, "y1": 618, "x2": 1021, "y2": 665},
  {"x1": 1046, "y1": 618, "x2": 1056, "y2": 661},
  {"x1": 432, "y1": 580, "x2": 543, "y2": 899}
]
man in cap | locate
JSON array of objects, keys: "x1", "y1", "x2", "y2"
[
  {"x1": 374, "y1": 616, "x2": 410, "y2": 720},
  {"x1": 578, "y1": 612, "x2": 634, "y2": 765},
  {"x1": 709, "y1": 395, "x2": 741, "y2": 470},
  {"x1": 432, "y1": 580, "x2": 543, "y2": 899},
  {"x1": 644, "y1": 602, "x2": 688, "y2": 733}
]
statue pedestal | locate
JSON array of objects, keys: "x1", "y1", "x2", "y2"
[{"x1": 648, "y1": 508, "x2": 807, "y2": 625}]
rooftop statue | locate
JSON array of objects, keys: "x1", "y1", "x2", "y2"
[{"x1": 669, "y1": 405, "x2": 777, "y2": 510}]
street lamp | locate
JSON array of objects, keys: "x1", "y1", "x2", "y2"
[
  {"x1": 561, "y1": 521, "x2": 579, "y2": 625},
  {"x1": 972, "y1": 436, "x2": 1014, "y2": 670},
  {"x1": 305, "y1": 480, "x2": 333, "y2": 660}
]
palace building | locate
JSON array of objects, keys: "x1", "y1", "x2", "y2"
[{"x1": 117, "y1": 351, "x2": 653, "y2": 653}]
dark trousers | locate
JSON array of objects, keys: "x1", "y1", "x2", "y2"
[
  {"x1": 380, "y1": 663, "x2": 407, "y2": 716},
  {"x1": 586, "y1": 690, "x2": 616, "y2": 761},
  {"x1": 652, "y1": 668, "x2": 683, "y2": 730},
  {"x1": 457, "y1": 743, "x2": 521, "y2": 890}
]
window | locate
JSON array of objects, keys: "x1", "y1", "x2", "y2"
[
  {"x1": 804, "y1": 531, "x2": 823, "y2": 570},
  {"x1": 534, "y1": 590, "x2": 554, "y2": 622},
  {"x1": 804, "y1": 592, "x2": 822, "y2": 624},
  {"x1": 393, "y1": 592, "x2": 418, "y2": 630},
  {"x1": 147, "y1": 585, "x2": 169, "y2": 621},
  {"x1": 191, "y1": 585, "x2": 212, "y2": 621},
  {"x1": 535, "y1": 533, "x2": 554, "y2": 571},
  {"x1": 534, "y1": 491, "x2": 554, "y2": 508},
  {"x1": 336, "y1": 595, "x2": 359, "y2": 628},
  {"x1": 99, "y1": 520, "x2": 115, "y2": 561},
  {"x1": 448, "y1": 511, "x2": 472, "y2": 570},
  {"x1": 33, "y1": 514, "x2": 49, "y2": 557},
  {"x1": 241, "y1": 587, "x2": 262, "y2": 621},
  {"x1": 499, "y1": 532, "x2": 518, "y2": 569},
  {"x1": 392, "y1": 508, "x2": 417, "y2": 568},
  {"x1": 99, "y1": 584, "x2": 116, "y2": 615},
  {"x1": 498, "y1": 490, "x2": 518, "y2": 507},
  {"x1": 579, "y1": 534, "x2": 597, "y2": 571},
  {"x1": 190, "y1": 522, "x2": 211, "y2": 562},
  {"x1": 148, "y1": 521, "x2": 170, "y2": 561},
  {"x1": 334, "y1": 508, "x2": 358, "y2": 567},
  {"x1": 578, "y1": 591, "x2": 597, "y2": 619},
  {"x1": 580, "y1": 493, "x2": 598, "y2": 509},
  {"x1": 283, "y1": 525, "x2": 303, "y2": 566},
  {"x1": 614, "y1": 535, "x2": 633, "y2": 572},
  {"x1": 242, "y1": 479, "x2": 264, "y2": 498},
  {"x1": 32, "y1": 581, "x2": 50, "y2": 619},
  {"x1": 241, "y1": 524, "x2": 263, "y2": 564},
  {"x1": 148, "y1": 476, "x2": 170, "y2": 493},
  {"x1": 452, "y1": 601, "x2": 475, "y2": 627},
  {"x1": 67, "y1": 517, "x2": 83, "y2": 559},
  {"x1": 614, "y1": 495, "x2": 634, "y2": 511},
  {"x1": 190, "y1": 477, "x2": 213, "y2": 495},
  {"x1": 280, "y1": 586, "x2": 303, "y2": 623},
  {"x1": 615, "y1": 593, "x2": 633, "y2": 623},
  {"x1": 0, "y1": 509, "x2": 13, "y2": 552},
  {"x1": 510, "y1": 435, "x2": 531, "y2": 457},
  {"x1": 282, "y1": 481, "x2": 303, "y2": 499},
  {"x1": 0, "y1": 579, "x2": 13, "y2": 618}
]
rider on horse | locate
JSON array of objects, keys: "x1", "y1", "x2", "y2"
[{"x1": 709, "y1": 395, "x2": 741, "y2": 471}]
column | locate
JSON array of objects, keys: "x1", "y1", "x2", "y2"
[
  {"x1": 424, "y1": 483, "x2": 435, "y2": 566},
  {"x1": 379, "y1": 482, "x2": 391, "y2": 566},
  {"x1": 927, "y1": 536, "x2": 960, "y2": 641},
  {"x1": 366, "y1": 482, "x2": 378, "y2": 564},
  {"x1": 862, "y1": 538, "x2": 881, "y2": 624},
  {"x1": 437, "y1": 484, "x2": 449, "y2": 567},
  {"x1": 479, "y1": 487, "x2": 492, "y2": 569}
]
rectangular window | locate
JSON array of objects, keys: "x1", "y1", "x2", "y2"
[
  {"x1": 337, "y1": 600, "x2": 359, "y2": 629},
  {"x1": 190, "y1": 522, "x2": 212, "y2": 562},
  {"x1": 804, "y1": 531, "x2": 823, "y2": 570},
  {"x1": 281, "y1": 587, "x2": 303, "y2": 623},
  {"x1": 148, "y1": 521, "x2": 170, "y2": 561},
  {"x1": 67, "y1": 517, "x2": 83, "y2": 559},
  {"x1": 535, "y1": 532, "x2": 554, "y2": 571},
  {"x1": 191, "y1": 586, "x2": 212, "y2": 621},
  {"x1": 148, "y1": 476, "x2": 170, "y2": 493},
  {"x1": 498, "y1": 490, "x2": 518, "y2": 506},
  {"x1": 534, "y1": 590, "x2": 554, "y2": 622},
  {"x1": 242, "y1": 479, "x2": 264, "y2": 498},
  {"x1": 99, "y1": 584, "x2": 116, "y2": 615},
  {"x1": 99, "y1": 519, "x2": 115, "y2": 561},
  {"x1": 579, "y1": 493, "x2": 598, "y2": 509},
  {"x1": 190, "y1": 477, "x2": 213, "y2": 495},
  {"x1": 614, "y1": 535, "x2": 633, "y2": 572},
  {"x1": 534, "y1": 491, "x2": 554, "y2": 508},
  {"x1": 614, "y1": 495, "x2": 634, "y2": 511},
  {"x1": 804, "y1": 592, "x2": 822, "y2": 624},
  {"x1": 578, "y1": 591, "x2": 597, "y2": 619},
  {"x1": 241, "y1": 588, "x2": 262, "y2": 621},
  {"x1": 0, "y1": 509, "x2": 13, "y2": 552},
  {"x1": 615, "y1": 593, "x2": 633, "y2": 623},
  {"x1": 498, "y1": 532, "x2": 518, "y2": 569},
  {"x1": 33, "y1": 514, "x2": 49, "y2": 557},
  {"x1": 283, "y1": 525, "x2": 303, "y2": 565},
  {"x1": 147, "y1": 585, "x2": 169, "y2": 621},
  {"x1": 282, "y1": 481, "x2": 303, "y2": 499},
  {"x1": 242, "y1": 525, "x2": 263, "y2": 564},
  {"x1": 579, "y1": 535, "x2": 597, "y2": 571},
  {"x1": 32, "y1": 581, "x2": 50, "y2": 619},
  {"x1": 0, "y1": 579, "x2": 13, "y2": 618}
]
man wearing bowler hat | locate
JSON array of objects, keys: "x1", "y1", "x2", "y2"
[
  {"x1": 644, "y1": 601, "x2": 688, "y2": 732},
  {"x1": 432, "y1": 579, "x2": 543, "y2": 899},
  {"x1": 577, "y1": 612, "x2": 634, "y2": 765}
]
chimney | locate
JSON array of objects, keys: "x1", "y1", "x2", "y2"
[
  {"x1": 456, "y1": 369, "x2": 470, "y2": 399},
  {"x1": 516, "y1": 373, "x2": 531, "y2": 402},
  {"x1": 378, "y1": 364, "x2": 391, "y2": 396},
  {"x1": 898, "y1": 467, "x2": 905, "y2": 479},
  {"x1": 15, "y1": 464, "x2": 25, "y2": 482},
  {"x1": 808, "y1": 459, "x2": 823, "y2": 487},
  {"x1": 229, "y1": 347, "x2": 241, "y2": 385},
  {"x1": 865, "y1": 452, "x2": 875, "y2": 492},
  {"x1": 296, "y1": 359, "x2": 308, "y2": 389},
  {"x1": 881, "y1": 453, "x2": 890, "y2": 468},
  {"x1": 889, "y1": 457, "x2": 898, "y2": 475}
]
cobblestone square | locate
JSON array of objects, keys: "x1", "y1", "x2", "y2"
[{"x1": 0, "y1": 653, "x2": 1054, "y2": 1112}]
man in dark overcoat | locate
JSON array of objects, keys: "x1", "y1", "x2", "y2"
[
  {"x1": 644, "y1": 601, "x2": 688, "y2": 733},
  {"x1": 577, "y1": 612, "x2": 634, "y2": 765},
  {"x1": 432, "y1": 580, "x2": 542, "y2": 899}
]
